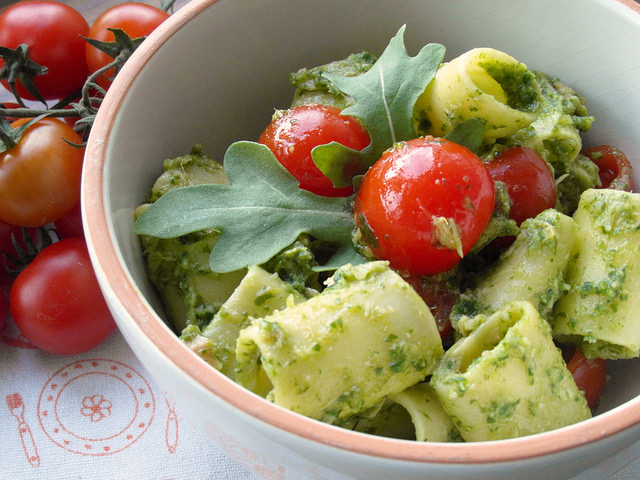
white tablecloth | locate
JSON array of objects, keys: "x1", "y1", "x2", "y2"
[{"x1": 0, "y1": 321, "x2": 261, "y2": 480}]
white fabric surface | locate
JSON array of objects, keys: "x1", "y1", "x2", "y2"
[
  {"x1": 0, "y1": 324, "x2": 260, "y2": 480},
  {"x1": 2, "y1": 319, "x2": 640, "y2": 480}
]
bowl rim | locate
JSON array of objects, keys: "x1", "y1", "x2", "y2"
[{"x1": 83, "y1": 0, "x2": 640, "y2": 465}]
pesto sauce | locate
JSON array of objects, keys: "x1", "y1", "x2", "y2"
[
  {"x1": 289, "y1": 52, "x2": 377, "y2": 109},
  {"x1": 480, "y1": 61, "x2": 540, "y2": 112}
]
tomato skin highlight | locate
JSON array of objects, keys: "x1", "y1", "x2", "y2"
[
  {"x1": 566, "y1": 348, "x2": 606, "y2": 409},
  {"x1": 486, "y1": 146, "x2": 557, "y2": 226},
  {"x1": 259, "y1": 104, "x2": 370, "y2": 197},
  {"x1": 0, "y1": 0, "x2": 89, "y2": 101},
  {"x1": 85, "y1": 3, "x2": 170, "y2": 89},
  {"x1": 354, "y1": 136, "x2": 495, "y2": 276},
  {"x1": 10, "y1": 238, "x2": 116, "y2": 355},
  {"x1": 582, "y1": 145, "x2": 634, "y2": 192},
  {"x1": 0, "y1": 118, "x2": 84, "y2": 227}
]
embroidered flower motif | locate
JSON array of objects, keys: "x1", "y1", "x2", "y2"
[{"x1": 80, "y1": 394, "x2": 113, "y2": 422}]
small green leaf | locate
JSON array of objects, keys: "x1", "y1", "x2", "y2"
[
  {"x1": 135, "y1": 141, "x2": 363, "y2": 273},
  {"x1": 313, "y1": 26, "x2": 445, "y2": 187},
  {"x1": 444, "y1": 118, "x2": 486, "y2": 154}
]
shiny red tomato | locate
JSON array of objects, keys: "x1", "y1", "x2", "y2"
[
  {"x1": 486, "y1": 147, "x2": 557, "y2": 226},
  {"x1": 0, "y1": 1, "x2": 89, "y2": 101},
  {"x1": 566, "y1": 348, "x2": 606, "y2": 409},
  {"x1": 354, "y1": 136, "x2": 495, "y2": 276},
  {"x1": 85, "y1": 3, "x2": 170, "y2": 89},
  {"x1": 582, "y1": 145, "x2": 633, "y2": 192},
  {"x1": 10, "y1": 238, "x2": 116, "y2": 355},
  {"x1": 0, "y1": 118, "x2": 84, "y2": 227},
  {"x1": 259, "y1": 104, "x2": 371, "y2": 196}
]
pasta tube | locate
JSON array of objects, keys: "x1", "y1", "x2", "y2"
[
  {"x1": 197, "y1": 265, "x2": 307, "y2": 379},
  {"x1": 431, "y1": 301, "x2": 591, "y2": 441},
  {"x1": 454, "y1": 209, "x2": 577, "y2": 335},
  {"x1": 353, "y1": 383, "x2": 459, "y2": 442},
  {"x1": 235, "y1": 261, "x2": 444, "y2": 424},
  {"x1": 414, "y1": 48, "x2": 541, "y2": 143},
  {"x1": 553, "y1": 189, "x2": 640, "y2": 359},
  {"x1": 389, "y1": 383, "x2": 459, "y2": 442}
]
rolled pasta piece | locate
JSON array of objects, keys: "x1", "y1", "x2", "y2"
[
  {"x1": 197, "y1": 265, "x2": 308, "y2": 379},
  {"x1": 353, "y1": 383, "x2": 459, "y2": 442},
  {"x1": 414, "y1": 48, "x2": 541, "y2": 143},
  {"x1": 431, "y1": 301, "x2": 591, "y2": 442},
  {"x1": 552, "y1": 188, "x2": 640, "y2": 359},
  {"x1": 235, "y1": 261, "x2": 444, "y2": 424},
  {"x1": 389, "y1": 383, "x2": 460, "y2": 442},
  {"x1": 453, "y1": 209, "x2": 577, "y2": 335}
]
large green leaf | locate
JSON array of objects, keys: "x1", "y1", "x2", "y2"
[
  {"x1": 313, "y1": 26, "x2": 445, "y2": 187},
  {"x1": 135, "y1": 141, "x2": 363, "y2": 273}
]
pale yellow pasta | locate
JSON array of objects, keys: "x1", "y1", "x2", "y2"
[
  {"x1": 389, "y1": 383, "x2": 459, "y2": 442},
  {"x1": 552, "y1": 189, "x2": 640, "y2": 359},
  {"x1": 414, "y1": 48, "x2": 541, "y2": 143},
  {"x1": 353, "y1": 383, "x2": 459, "y2": 442},
  {"x1": 235, "y1": 261, "x2": 444, "y2": 424},
  {"x1": 199, "y1": 265, "x2": 307, "y2": 379},
  {"x1": 431, "y1": 301, "x2": 591, "y2": 442},
  {"x1": 454, "y1": 209, "x2": 577, "y2": 336}
]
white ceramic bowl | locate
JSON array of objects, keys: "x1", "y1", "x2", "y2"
[{"x1": 83, "y1": 1, "x2": 640, "y2": 478}]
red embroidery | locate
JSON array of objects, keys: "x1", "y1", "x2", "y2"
[
  {"x1": 80, "y1": 395, "x2": 113, "y2": 422},
  {"x1": 6, "y1": 393, "x2": 40, "y2": 467},
  {"x1": 38, "y1": 359, "x2": 155, "y2": 456}
]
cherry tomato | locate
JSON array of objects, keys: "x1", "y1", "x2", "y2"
[
  {"x1": 259, "y1": 104, "x2": 371, "y2": 196},
  {"x1": 406, "y1": 275, "x2": 457, "y2": 340},
  {"x1": 582, "y1": 145, "x2": 633, "y2": 192},
  {"x1": 0, "y1": 117, "x2": 84, "y2": 227},
  {"x1": 10, "y1": 238, "x2": 116, "y2": 355},
  {"x1": 354, "y1": 136, "x2": 495, "y2": 276},
  {"x1": 0, "y1": 1, "x2": 89, "y2": 101},
  {"x1": 85, "y1": 3, "x2": 170, "y2": 90},
  {"x1": 55, "y1": 201, "x2": 84, "y2": 238},
  {"x1": 0, "y1": 288, "x2": 6, "y2": 332},
  {"x1": 566, "y1": 348, "x2": 606, "y2": 409},
  {"x1": 486, "y1": 147, "x2": 557, "y2": 226}
]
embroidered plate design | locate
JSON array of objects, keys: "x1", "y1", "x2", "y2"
[{"x1": 37, "y1": 359, "x2": 155, "y2": 456}]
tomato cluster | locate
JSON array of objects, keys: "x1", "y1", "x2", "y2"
[{"x1": 0, "y1": 1, "x2": 169, "y2": 355}]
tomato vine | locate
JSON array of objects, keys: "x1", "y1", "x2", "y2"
[{"x1": 0, "y1": 1, "x2": 173, "y2": 144}]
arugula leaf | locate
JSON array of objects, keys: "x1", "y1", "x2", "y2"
[
  {"x1": 134, "y1": 141, "x2": 363, "y2": 273},
  {"x1": 444, "y1": 118, "x2": 486, "y2": 155},
  {"x1": 313, "y1": 26, "x2": 445, "y2": 188}
]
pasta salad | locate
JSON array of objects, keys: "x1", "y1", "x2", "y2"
[{"x1": 134, "y1": 27, "x2": 638, "y2": 442}]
